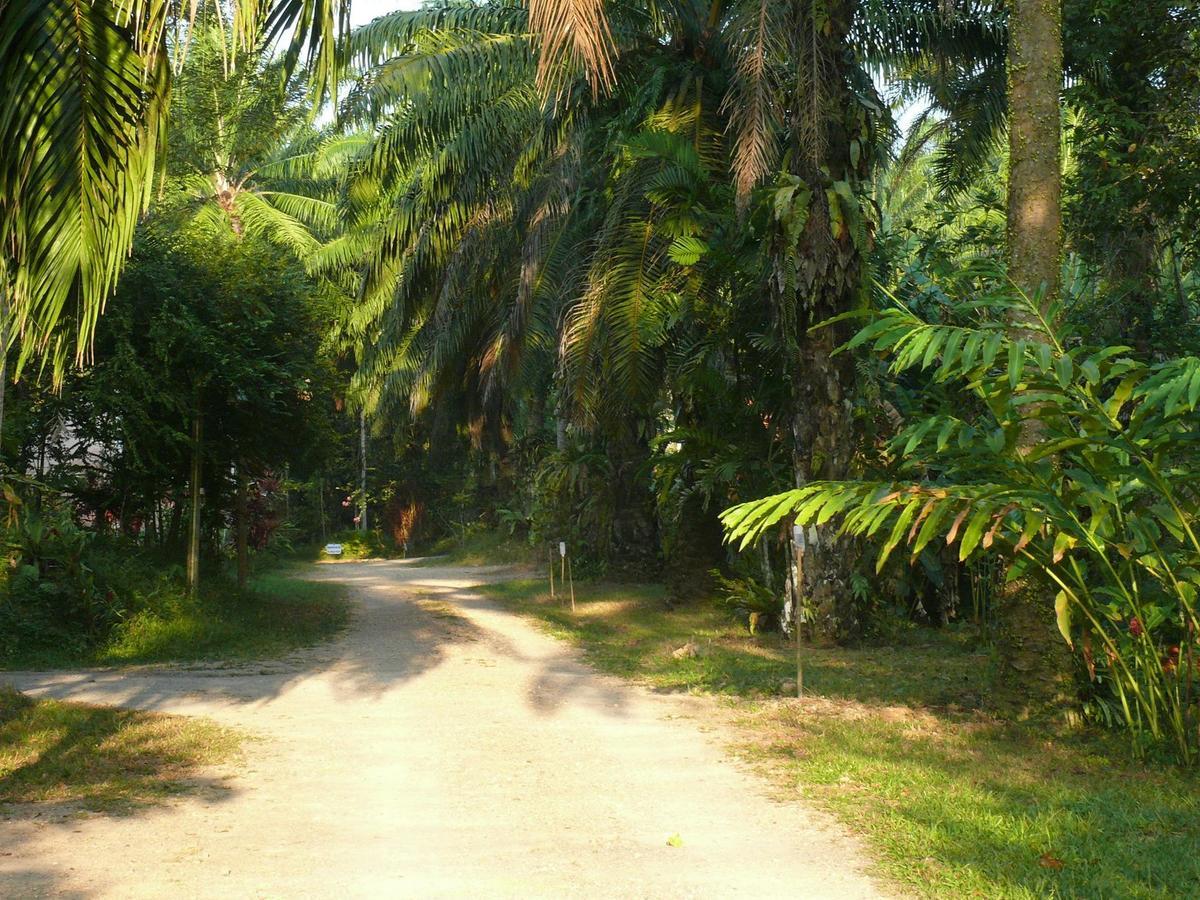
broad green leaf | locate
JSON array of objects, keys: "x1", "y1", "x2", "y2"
[{"x1": 1054, "y1": 591, "x2": 1073, "y2": 647}]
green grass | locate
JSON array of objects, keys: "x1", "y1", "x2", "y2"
[
  {"x1": 2, "y1": 570, "x2": 350, "y2": 669},
  {"x1": 311, "y1": 529, "x2": 390, "y2": 561},
  {"x1": 0, "y1": 688, "x2": 240, "y2": 813},
  {"x1": 418, "y1": 528, "x2": 533, "y2": 567},
  {"x1": 480, "y1": 578, "x2": 1200, "y2": 899}
]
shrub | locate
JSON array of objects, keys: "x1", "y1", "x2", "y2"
[
  {"x1": 724, "y1": 285, "x2": 1200, "y2": 762},
  {"x1": 710, "y1": 569, "x2": 783, "y2": 633},
  {"x1": 319, "y1": 528, "x2": 388, "y2": 560}
]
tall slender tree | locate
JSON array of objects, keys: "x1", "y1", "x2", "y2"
[
  {"x1": 1007, "y1": 0, "x2": 1063, "y2": 308},
  {"x1": 999, "y1": 0, "x2": 1070, "y2": 693}
]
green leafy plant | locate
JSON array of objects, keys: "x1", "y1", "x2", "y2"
[
  {"x1": 723, "y1": 284, "x2": 1200, "y2": 761},
  {"x1": 709, "y1": 569, "x2": 782, "y2": 634}
]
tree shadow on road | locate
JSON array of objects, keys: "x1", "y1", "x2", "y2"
[
  {"x1": 1, "y1": 688, "x2": 241, "y2": 897},
  {"x1": 0, "y1": 561, "x2": 632, "y2": 720}
]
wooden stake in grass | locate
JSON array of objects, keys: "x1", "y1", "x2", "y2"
[
  {"x1": 792, "y1": 525, "x2": 806, "y2": 699},
  {"x1": 567, "y1": 553, "x2": 576, "y2": 613},
  {"x1": 559, "y1": 541, "x2": 575, "y2": 612}
]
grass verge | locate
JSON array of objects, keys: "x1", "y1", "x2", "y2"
[
  {"x1": 480, "y1": 578, "x2": 1200, "y2": 899},
  {"x1": 3, "y1": 570, "x2": 350, "y2": 669},
  {"x1": 418, "y1": 529, "x2": 533, "y2": 568},
  {"x1": 0, "y1": 688, "x2": 239, "y2": 813}
]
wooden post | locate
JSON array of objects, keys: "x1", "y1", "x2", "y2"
[
  {"x1": 567, "y1": 554, "x2": 576, "y2": 613},
  {"x1": 359, "y1": 409, "x2": 368, "y2": 533},
  {"x1": 236, "y1": 462, "x2": 250, "y2": 591},
  {"x1": 187, "y1": 404, "x2": 203, "y2": 596},
  {"x1": 792, "y1": 525, "x2": 806, "y2": 699}
]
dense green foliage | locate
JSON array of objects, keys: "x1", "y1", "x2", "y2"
[
  {"x1": 0, "y1": 0, "x2": 349, "y2": 377},
  {"x1": 1, "y1": 2, "x2": 1199, "y2": 895},
  {"x1": 1, "y1": 0, "x2": 1198, "y2": 807},
  {"x1": 0, "y1": 489, "x2": 349, "y2": 668},
  {"x1": 724, "y1": 283, "x2": 1200, "y2": 759}
]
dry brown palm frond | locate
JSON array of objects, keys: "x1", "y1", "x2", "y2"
[
  {"x1": 723, "y1": 0, "x2": 780, "y2": 208},
  {"x1": 526, "y1": 0, "x2": 616, "y2": 96}
]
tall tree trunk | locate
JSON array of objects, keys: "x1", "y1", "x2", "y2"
[
  {"x1": 144, "y1": 483, "x2": 157, "y2": 547},
  {"x1": 187, "y1": 404, "x2": 203, "y2": 596},
  {"x1": 1008, "y1": 0, "x2": 1063, "y2": 307},
  {"x1": 1002, "y1": 0, "x2": 1073, "y2": 705},
  {"x1": 317, "y1": 476, "x2": 327, "y2": 543},
  {"x1": 358, "y1": 408, "x2": 368, "y2": 533},
  {"x1": 0, "y1": 286, "x2": 8, "y2": 456},
  {"x1": 778, "y1": 0, "x2": 866, "y2": 641},
  {"x1": 167, "y1": 485, "x2": 184, "y2": 549},
  {"x1": 236, "y1": 462, "x2": 250, "y2": 591}
]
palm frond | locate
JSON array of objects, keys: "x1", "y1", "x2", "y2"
[{"x1": 0, "y1": 0, "x2": 170, "y2": 376}]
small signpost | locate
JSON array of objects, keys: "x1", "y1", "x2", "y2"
[
  {"x1": 324, "y1": 542, "x2": 344, "y2": 558},
  {"x1": 559, "y1": 541, "x2": 575, "y2": 612}
]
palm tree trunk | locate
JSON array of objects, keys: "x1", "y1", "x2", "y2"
[
  {"x1": 1001, "y1": 0, "x2": 1073, "y2": 705},
  {"x1": 0, "y1": 288, "x2": 8, "y2": 457},
  {"x1": 607, "y1": 417, "x2": 658, "y2": 578},
  {"x1": 779, "y1": 0, "x2": 865, "y2": 641},
  {"x1": 1008, "y1": 0, "x2": 1063, "y2": 307}
]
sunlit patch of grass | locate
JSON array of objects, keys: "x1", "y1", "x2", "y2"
[
  {"x1": 416, "y1": 529, "x2": 534, "y2": 568},
  {"x1": 738, "y1": 704, "x2": 1200, "y2": 898},
  {"x1": 481, "y1": 578, "x2": 988, "y2": 702},
  {"x1": 0, "y1": 689, "x2": 239, "y2": 814},
  {"x1": 2, "y1": 572, "x2": 350, "y2": 670},
  {"x1": 480, "y1": 577, "x2": 1200, "y2": 898},
  {"x1": 99, "y1": 573, "x2": 350, "y2": 665}
]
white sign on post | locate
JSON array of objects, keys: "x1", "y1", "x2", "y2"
[
  {"x1": 558, "y1": 541, "x2": 567, "y2": 558},
  {"x1": 792, "y1": 525, "x2": 806, "y2": 551},
  {"x1": 324, "y1": 543, "x2": 344, "y2": 557}
]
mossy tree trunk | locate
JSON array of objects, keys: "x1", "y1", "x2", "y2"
[{"x1": 777, "y1": 0, "x2": 867, "y2": 641}]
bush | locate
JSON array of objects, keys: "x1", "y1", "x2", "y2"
[
  {"x1": 317, "y1": 528, "x2": 389, "y2": 560},
  {"x1": 0, "y1": 503, "x2": 141, "y2": 661},
  {"x1": 0, "y1": 484, "x2": 348, "y2": 667},
  {"x1": 725, "y1": 285, "x2": 1200, "y2": 762},
  {"x1": 710, "y1": 569, "x2": 783, "y2": 634}
]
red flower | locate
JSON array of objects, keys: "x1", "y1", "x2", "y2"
[{"x1": 1128, "y1": 617, "x2": 1144, "y2": 637}]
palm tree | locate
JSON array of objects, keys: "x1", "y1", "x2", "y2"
[
  {"x1": 0, "y1": 0, "x2": 348, "y2": 380},
  {"x1": 335, "y1": 1, "x2": 988, "y2": 607},
  {"x1": 162, "y1": 18, "x2": 341, "y2": 254},
  {"x1": 515, "y1": 0, "x2": 1017, "y2": 632}
]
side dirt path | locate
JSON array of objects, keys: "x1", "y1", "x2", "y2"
[{"x1": 0, "y1": 560, "x2": 886, "y2": 899}]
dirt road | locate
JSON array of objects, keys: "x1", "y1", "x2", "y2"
[{"x1": 1, "y1": 560, "x2": 883, "y2": 898}]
